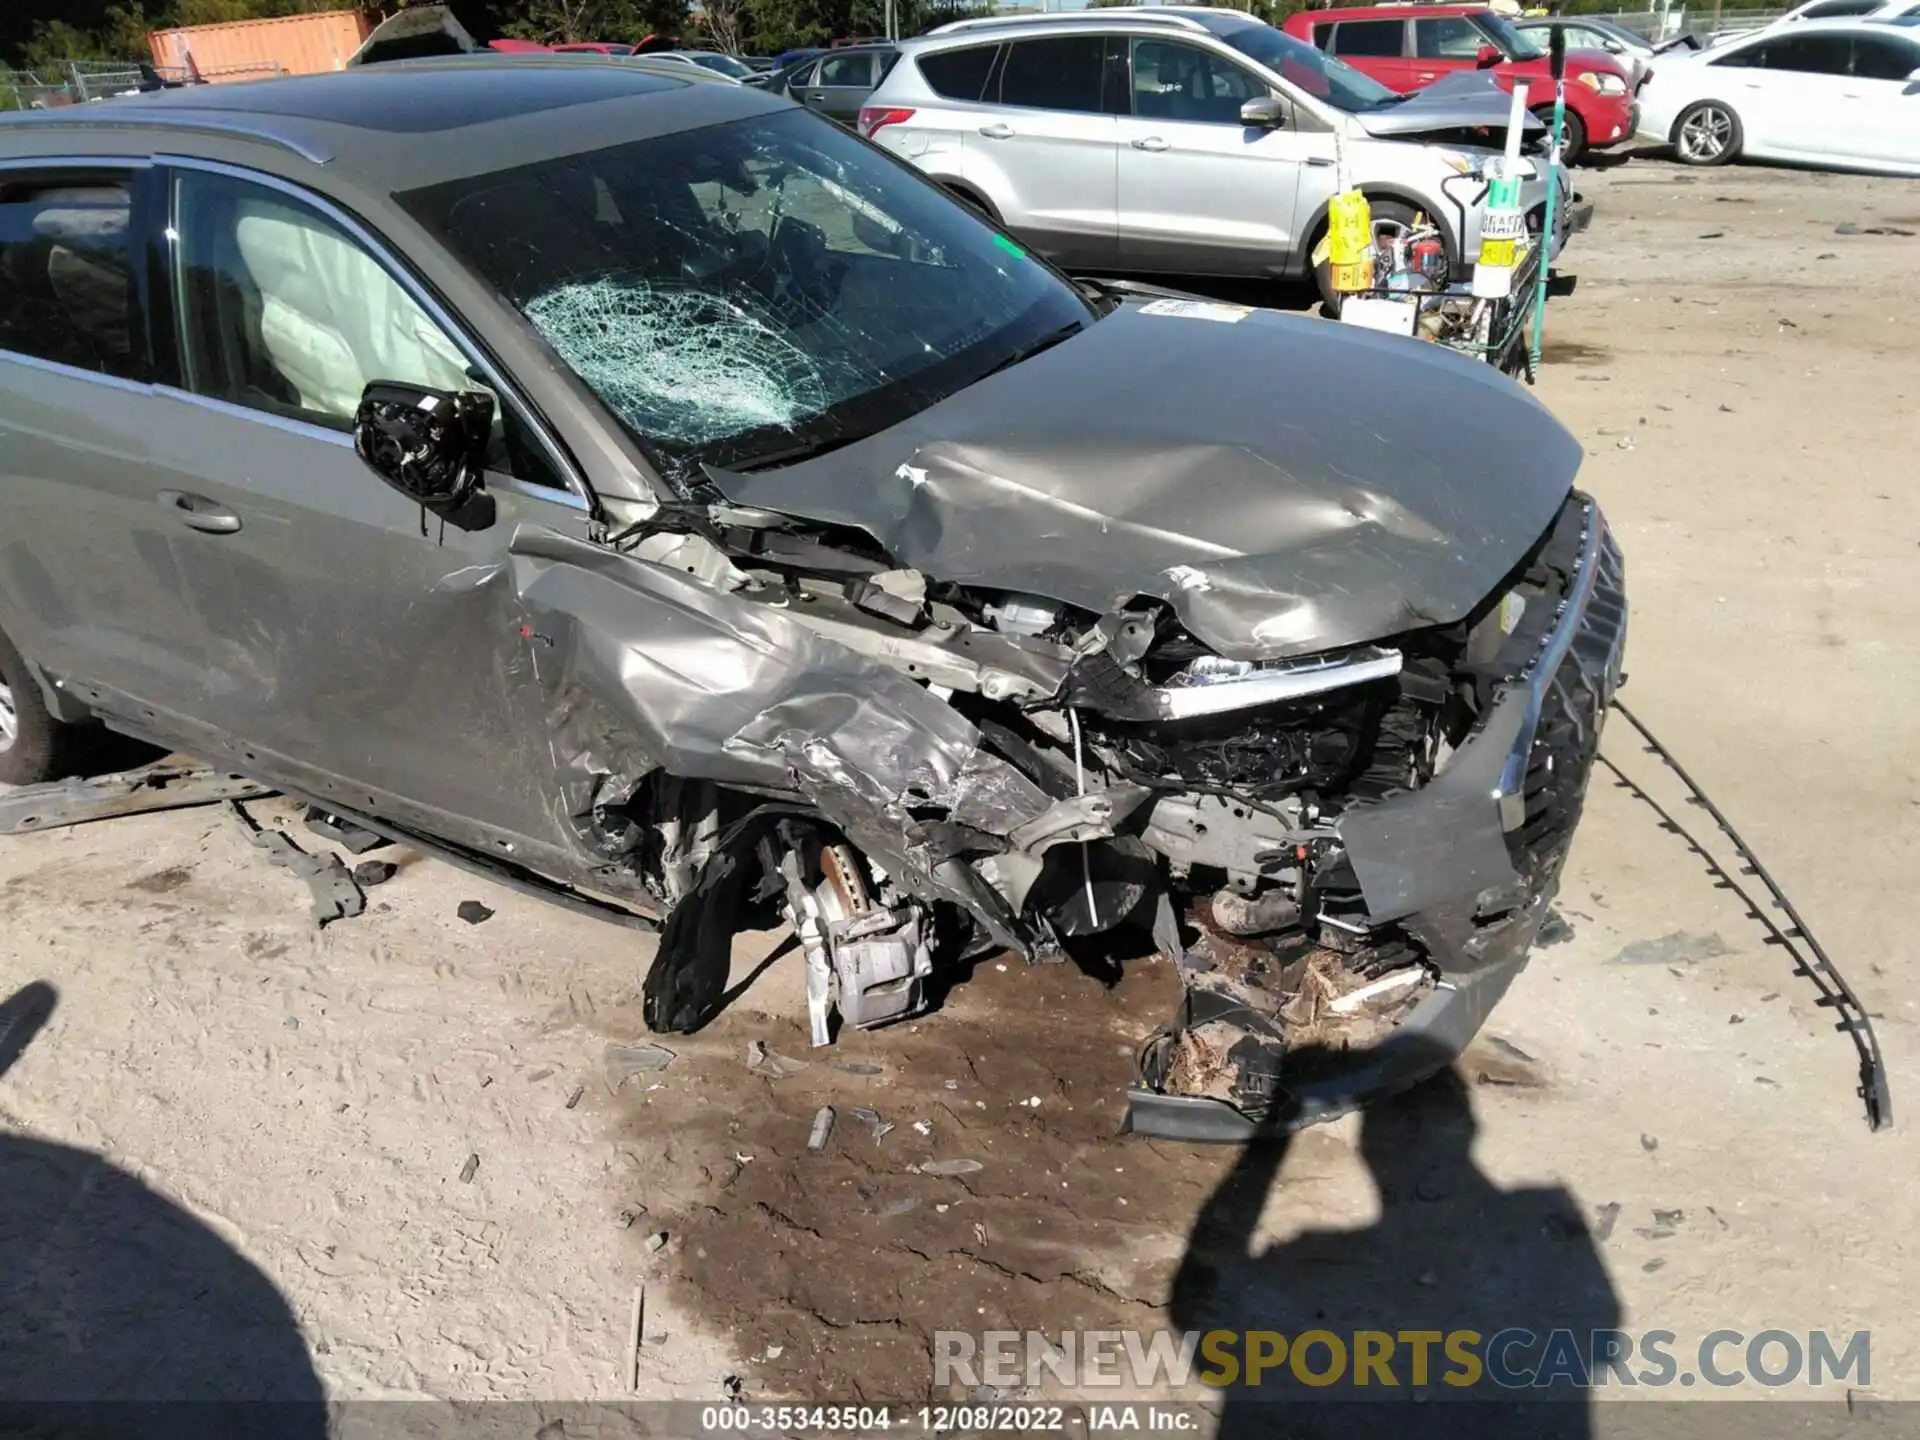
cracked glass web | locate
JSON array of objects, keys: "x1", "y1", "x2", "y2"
[{"x1": 525, "y1": 279, "x2": 828, "y2": 448}]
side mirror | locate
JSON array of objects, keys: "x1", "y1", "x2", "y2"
[
  {"x1": 1603, "y1": 38, "x2": 1627, "y2": 53},
  {"x1": 1240, "y1": 94, "x2": 1287, "y2": 127},
  {"x1": 353, "y1": 381, "x2": 497, "y2": 530},
  {"x1": 1476, "y1": 43, "x2": 1503, "y2": 68}
]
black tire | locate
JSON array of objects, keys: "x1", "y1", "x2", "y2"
[
  {"x1": 1535, "y1": 106, "x2": 1588, "y2": 166},
  {"x1": 1312, "y1": 198, "x2": 1433, "y2": 316},
  {"x1": 1671, "y1": 99, "x2": 1742, "y2": 166},
  {"x1": 0, "y1": 628, "x2": 87, "y2": 786}
]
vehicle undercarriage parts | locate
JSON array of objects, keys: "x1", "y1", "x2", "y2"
[
  {"x1": 225, "y1": 799, "x2": 365, "y2": 927},
  {"x1": 0, "y1": 762, "x2": 271, "y2": 836},
  {"x1": 303, "y1": 806, "x2": 391, "y2": 856},
  {"x1": 1124, "y1": 496, "x2": 1625, "y2": 1140},
  {"x1": 1600, "y1": 702, "x2": 1892, "y2": 1133},
  {"x1": 776, "y1": 833, "x2": 934, "y2": 1044}
]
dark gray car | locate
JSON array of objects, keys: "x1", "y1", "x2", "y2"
[
  {"x1": 783, "y1": 43, "x2": 899, "y2": 125},
  {"x1": 0, "y1": 58, "x2": 1624, "y2": 1139}
]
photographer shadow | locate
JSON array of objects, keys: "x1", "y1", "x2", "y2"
[
  {"x1": 1169, "y1": 1040, "x2": 1619, "y2": 1439},
  {"x1": 0, "y1": 981, "x2": 325, "y2": 1437}
]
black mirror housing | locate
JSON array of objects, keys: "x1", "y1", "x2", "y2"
[
  {"x1": 1240, "y1": 95, "x2": 1287, "y2": 128},
  {"x1": 354, "y1": 382, "x2": 496, "y2": 529}
]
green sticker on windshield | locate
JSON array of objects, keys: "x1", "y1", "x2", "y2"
[{"x1": 992, "y1": 233, "x2": 1026, "y2": 260}]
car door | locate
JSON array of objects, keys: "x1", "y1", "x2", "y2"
[
  {"x1": 1843, "y1": 32, "x2": 1920, "y2": 165},
  {"x1": 1114, "y1": 37, "x2": 1320, "y2": 276},
  {"x1": 146, "y1": 162, "x2": 601, "y2": 854},
  {"x1": 971, "y1": 34, "x2": 1119, "y2": 268},
  {"x1": 801, "y1": 51, "x2": 876, "y2": 125},
  {"x1": 0, "y1": 161, "x2": 217, "y2": 722},
  {"x1": 1717, "y1": 32, "x2": 1856, "y2": 155},
  {"x1": 1326, "y1": 18, "x2": 1418, "y2": 91},
  {"x1": 1410, "y1": 14, "x2": 1489, "y2": 88}
]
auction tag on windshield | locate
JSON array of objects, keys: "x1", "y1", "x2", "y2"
[{"x1": 1139, "y1": 298, "x2": 1251, "y2": 323}]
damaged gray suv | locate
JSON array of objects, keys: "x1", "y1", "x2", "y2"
[{"x1": 0, "y1": 57, "x2": 1625, "y2": 1140}]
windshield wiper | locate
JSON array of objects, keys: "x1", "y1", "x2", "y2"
[
  {"x1": 720, "y1": 429, "x2": 871, "y2": 474},
  {"x1": 973, "y1": 321, "x2": 1087, "y2": 383}
]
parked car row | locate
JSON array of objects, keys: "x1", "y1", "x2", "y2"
[
  {"x1": 1636, "y1": 16, "x2": 1920, "y2": 173},
  {"x1": 858, "y1": 8, "x2": 1587, "y2": 306}
]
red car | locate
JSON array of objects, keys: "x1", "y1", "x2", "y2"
[{"x1": 1282, "y1": 4, "x2": 1636, "y2": 162}]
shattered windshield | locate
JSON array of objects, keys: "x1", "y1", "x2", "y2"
[
  {"x1": 1219, "y1": 25, "x2": 1405, "y2": 111},
  {"x1": 399, "y1": 109, "x2": 1091, "y2": 471}
]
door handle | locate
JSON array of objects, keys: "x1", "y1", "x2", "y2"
[
  {"x1": 1415, "y1": 71, "x2": 1438, "y2": 81},
  {"x1": 158, "y1": 490, "x2": 241, "y2": 535},
  {"x1": 1131, "y1": 136, "x2": 1171, "y2": 151},
  {"x1": 978, "y1": 122, "x2": 1014, "y2": 139},
  {"x1": 1306, "y1": 156, "x2": 1335, "y2": 167}
]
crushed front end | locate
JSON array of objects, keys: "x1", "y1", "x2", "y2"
[
  {"x1": 1123, "y1": 493, "x2": 1627, "y2": 1138},
  {"x1": 568, "y1": 479, "x2": 1624, "y2": 1140}
]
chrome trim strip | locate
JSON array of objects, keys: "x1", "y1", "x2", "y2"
[
  {"x1": 1, "y1": 117, "x2": 331, "y2": 165},
  {"x1": 156, "y1": 153, "x2": 592, "y2": 509},
  {"x1": 1156, "y1": 648, "x2": 1404, "y2": 720},
  {"x1": 0, "y1": 349, "x2": 158, "y2": 396},
  {"x1": 0, "y1": 154, "x2": 145, "y2": 172},
  {"x1": 154, "y1": 384, "x2": 354, "y2": 446}
]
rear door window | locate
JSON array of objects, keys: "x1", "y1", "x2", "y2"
[
  {"x1": 1851, "y1": 34, "x2": 1920, "y2": 78},
  {"x1": 817, "y1": 52, "x2": 875, "y2": 88},
  {"x1": 1329, "y1": 20, "x2": 1406, "y2": 57},
  {"x1": 997, "y1": 35, "x2": 1107, "y2": 112},
  {"x1": 919, "y1": 43, "x2": 1000, "y2": 101},
  {"x1": 0, "y1": 178, "x2": 139, "y2": 379}
]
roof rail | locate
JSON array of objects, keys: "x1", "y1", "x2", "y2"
[
  {"x1": 0, "y1": 110, "x2": 334, "y2": 165},
  {"x1": 927, "y1": 9, "x2": 1211, "y2": 35}
]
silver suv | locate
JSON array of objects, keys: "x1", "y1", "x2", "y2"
[{"x1": 861, "y1": 7, "x2": 1591, "y2": 304}]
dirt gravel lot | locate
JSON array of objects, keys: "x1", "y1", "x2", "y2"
[{"x1": 2, "y1": 155, "x2": 1916, "y2": 1429}]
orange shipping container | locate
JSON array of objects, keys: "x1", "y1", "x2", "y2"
[{"x1": 149, "y1": 9, "x2": 372, "y2": 82}]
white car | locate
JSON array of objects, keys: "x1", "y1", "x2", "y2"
[
  {"x1": 1706, "y1": 0, "x2": 1920, "y2": 45},
  {"x1": 1636, "y1": 19, "x2": 1920, "y2": 172}
]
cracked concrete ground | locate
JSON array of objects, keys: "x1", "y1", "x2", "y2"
[{"x1": 0, "y1": 155, "x2": 1915, "y2": 1421}]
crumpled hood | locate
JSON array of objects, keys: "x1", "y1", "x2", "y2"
[
  {"x1": 710, "y1": 303, "x2": 1582, "y2": 661},
  {"x1": 1352, "y1": 72, "x2": 1546, "y2": 140}
]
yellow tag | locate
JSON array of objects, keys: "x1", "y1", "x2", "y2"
[
  {"x1": 1331, "y1": 261, "x2": 1372, "y2": 293},
  {"x1": 1478, "y1": 237, "x2": 1517, "y2": 269}
]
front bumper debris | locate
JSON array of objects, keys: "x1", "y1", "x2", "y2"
[{"x1": 1125, "y1": 497, "x2": 1628, "y2": 1141}]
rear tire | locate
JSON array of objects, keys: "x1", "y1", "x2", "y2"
[
  {"x1": 1671, "y1": 100, "x2": 1741, "y2": 166},
  {"x1": 1312, "y1": 198, "x2": 1435, "y2": 317},
  {"x1": 0, "y1": 629, "x2": 88, "y2": 786}
]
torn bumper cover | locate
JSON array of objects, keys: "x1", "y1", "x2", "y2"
[{"x1": 1126, "y1": 498, "x2": 1628, "y2": 1141}]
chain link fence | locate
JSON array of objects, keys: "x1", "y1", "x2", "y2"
[{"x1": 1, "y1": 57, "x2": 286, "y2": 111}]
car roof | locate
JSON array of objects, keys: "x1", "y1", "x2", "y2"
[
  {"x1": 912, "y1": 7, "x2": 1263, "y2": 49},
  {"x1": 0, "y1": 56, "x2": 780, "y2": 188},
  {"x1": 1298, "y1": 3, "x2": 1488, "y2": 18}
]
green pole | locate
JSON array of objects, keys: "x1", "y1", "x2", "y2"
[{"x1": 1528, "y1": 26, "x2": 1567, "y2": 375}]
